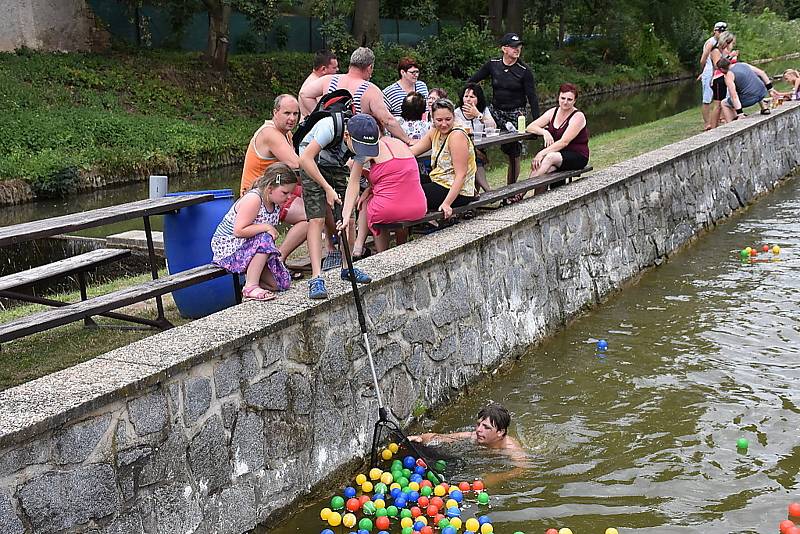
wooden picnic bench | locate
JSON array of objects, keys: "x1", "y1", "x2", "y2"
[
  {"x1": 0, "y1": 195, "x2": 240, "y2": 345},
  {"x1": 374, "y1": 166, "x2": 591, "y2": 231}
]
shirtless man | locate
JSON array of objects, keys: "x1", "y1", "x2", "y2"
[
  {"x1": 300, "y1": 50, "x2": 339, "y2": 96},
  {"x1": 239, "y1": 94, "x2": 307, "y2": 260},
  {"x1": 299, "y1": 47, "x2": 412, "y2": 145}
]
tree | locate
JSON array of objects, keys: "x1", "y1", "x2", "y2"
[{"x1": 352, "y1": 0, "x2": 380, "y2": 45}]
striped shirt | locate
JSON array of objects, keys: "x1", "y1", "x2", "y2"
[{"x1": 382, "y1": 81, "x2": 429, "y2": 117}]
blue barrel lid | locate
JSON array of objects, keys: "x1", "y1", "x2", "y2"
[{"x1": 166, "y1": 189, "x2": 233, "y2": 199}]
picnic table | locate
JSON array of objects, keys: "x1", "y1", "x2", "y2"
[
  {"x1": 0, "y1": 195, "x2": 239, "y2": 344},
  {"x1": 417, "y1": 129, "x2": 535, "y2": 157}
]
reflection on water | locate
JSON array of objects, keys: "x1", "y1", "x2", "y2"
[{"x1": 265, "y1": 176, "x2": 800, "y2": 533}]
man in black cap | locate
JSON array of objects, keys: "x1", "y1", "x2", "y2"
[{"x1": 468, "y1": 32, "x2": 540, "y2": 194}]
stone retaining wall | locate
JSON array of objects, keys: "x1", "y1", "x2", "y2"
[{"x1": 0, "y1": 103, "x2": 797, "y2": 533}]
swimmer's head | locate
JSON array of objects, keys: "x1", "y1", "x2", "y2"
[{"x1": 475, "y1": 403, "x2": 511, "y2": 445}]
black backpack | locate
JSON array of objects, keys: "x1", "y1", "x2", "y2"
[{"x1": 293, "y1": 88, "x2": 356, "y2": 153}]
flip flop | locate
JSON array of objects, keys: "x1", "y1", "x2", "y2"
[{"x1": 242, "y1": 285, "x2": 276, "y2": 302}]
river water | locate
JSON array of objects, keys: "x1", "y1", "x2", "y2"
[{"x1": 264, "y1": 174, "x2": 800, "y2": 533}]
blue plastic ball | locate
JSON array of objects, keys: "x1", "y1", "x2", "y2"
[
  {"x1": 414, "y1": 465, "x2": 427, "y2": 476},
  {"x1": 344, "y1": 486, "x2": 357, "y2": 498},
  {"x1": 403, "y1": 456, "x2": 416, "y2": 469},
  {"x1": 395, "y1": 496, "x2": 408, "y2": 508},
  {"x1": 478, "y1": 515, "x2": 492, "y2": 525},
  {"x1": 408, "y1": 490, "x2": 420, "y2": 502},
  {"x1": 372, "y1": 493, "x2": 385, "y2": 502},
  {"x1": 597, "y1": 339, "x2": 608, "y2": 351},
  {"x1": 358, "y1": 530, "x2": 369, "y2": 534},
  {"x1": 446, "y1": 506, "x2": 461, "y2": 517},
  {"x1": 414, "y1": 520, "x2": 426, "y2": 531},
  {"x1": 321, "y1": 530, "x2": 334, "y2": 534},
  {"x1": 410, "y1": 473, "x2": 423, "y2": 483},
  {"x1": 450, "y1": 489, "x2": 463, "y2": 503},
  {"x1": 442, "y1": 527, "x2": 457, "y2": 534},
  {"x1": 390, "y1": 487, "x2": 402, "y2": 499}
]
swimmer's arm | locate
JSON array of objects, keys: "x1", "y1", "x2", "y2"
[{"x1": 408, "y1": 431, "x2": 473, "y2": 444}]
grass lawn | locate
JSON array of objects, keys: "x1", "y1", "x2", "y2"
[{"x1": 0, "y1": 100, "x2": 776, "y2": 391}]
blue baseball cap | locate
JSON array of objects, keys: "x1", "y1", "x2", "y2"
[{"x1": 347, "y1": 113, "x2": 380, "y2": 157}]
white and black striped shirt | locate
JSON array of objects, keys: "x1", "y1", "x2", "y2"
[{"x1": 382, "y1": 81, "x2": 429, "y2": 117}]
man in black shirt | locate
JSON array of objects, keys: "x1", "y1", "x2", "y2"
[{"x1": 469, "y1": 32, "x2": 540, "y2": 189}]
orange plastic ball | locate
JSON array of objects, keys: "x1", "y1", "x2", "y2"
[
  {"x1": 473, "y1": 480, "x2": 485, "y2": 491},
  {"x1": 376, "y1": 516, "x2": 390, "y2": 530},
  {"x1": 790, "y1": 503, "x2": 800, "y2": 518}
]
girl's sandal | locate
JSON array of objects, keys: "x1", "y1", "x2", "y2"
[{"x1": 242, "y1": 285, "x2": 276, "y2": 302}]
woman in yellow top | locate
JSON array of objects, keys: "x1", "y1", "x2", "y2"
[{"x1": 411, "y1": 98, "x2": 477, "y2": 218}]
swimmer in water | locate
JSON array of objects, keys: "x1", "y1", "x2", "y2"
[{"x1": 409, "y1": 403, "x2": 528, "y2": 472}]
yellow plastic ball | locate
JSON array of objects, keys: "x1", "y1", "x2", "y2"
[
  {"x1": 342, "y1": 513, "x2": 357, "y2": 528},
  {"x1": 355, "y1": 473, "x2": 367, "y2": 485},
  {"x1": 369, "y1": 468, "x2": 383, "y2": 481},
  {"x1": 389, "y1": 482, "x2": 401, "y2": 491},
  {"x1": 401, "y1": 516, "x2": 414, "y2": 528},
  {"x1": 773, "y1": 245, "x2": 781, "y2": 255},
  {"x1": 434, "y1": 485, "x2": 446, "y2": 496},
  {"x1": 380, "y1": 472, "x2": 394, "y2": 485},
  {"x1": 465, "y1": 518, "x2": 480, "y2": 531},
  {"x1": 559, "y1": 529, "x2": 573, "y2": 534},
  {"x1": 388, "y1": 442, "x2": 399, "y2": 453},
  {"x1": 445, "y1": 498, "x2": 458, "y2": 509},
  {"x1": 745, "y1": 247, "x2": 752, "y2": 254},
  {"x1": 417, "y1": 516, "x2": 428, "y2": 526},
  {"x1": 327, "y1": 511, "x2": 342, "y2": 527},
  {"x1": 374, "y1": 499, "x2": 386, "y2": 509},
  {"x1": 408, "y1": 481, "x2": 420, "y2": 492},
  {"x1": 481, "y1": 523, "x2": 494, "y2": 534},
  {"x1": 605, "y1": 529, "x2": 619, "y2": 534},
  {"x1": 381, "y1": 448, "x2": 393, "y2": 461},
  {"x1": 320, "y1": 507, "x2": 332, "y2": 521},
  {"x1": 450, "y1": 517, "x2": 462, "y2": 530},
  {"x1": 362, "y1": 481, "x2": 374, "y2": 493}
]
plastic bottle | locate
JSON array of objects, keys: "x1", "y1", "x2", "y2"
[{"x1": 517, "y1": 114, "x2": 526, "y2": 132}]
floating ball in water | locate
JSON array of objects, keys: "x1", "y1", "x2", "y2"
[
  {"x1": 450, "y1": 489, "x2": 464, "y2": 503},
  {"x1": 745, "y1": 247, "x2": 752, "y2": 254},
  {"x1": 370, "y1": 468, "x2": 383, "y2": 481},
  {"x1": 465, "y1": 518, "x2": 480, "y2": 531},
  {"x1": 381, "y1": 448, "x2": 393, "y2": 461},
  {"x1": 421, "y1": 526, "x2": 434, "y2": 534},
  {"x1": 395, "y1": 496, "x2": 408, "y2": 508},
  {"x1": 780, "y1": 521, "x2": 795, "y2": 534},
  {"x1": 331, "y1": 496, "x2": 345, "y2": 510},
  {"x1": 472, "y1": 480, "x2": 485, "y2": 492},
  {"x1": 740, "y1": 249, "x2": 750, "y2": 259},
  {"x1": 358, "y1": 517, "x2": 373, "y2": 531},
  {"x1": 597, "y1": 339, "x2": 608, "y2": 351},
  {"x1": 374, "y1": 483, "x2": 388, "y2": 495},
  {"x1": 438, "y1": 517, "x2": 451, "y2": 528},
  {"x1": 477, "y1": 492, "x2": 490, "y2": 505},
  {"x1": 363, "y1": 501, "x2": 377, "y2": 515},
  {"x1": 327, "y1": 511, "x2": 342, "y2": 527},
  {"x1": 736, "y1": 437, "x2": 749, "y2": 450},
  {"x1": 346, "y1": 498, "x2": 361, "y2": 512},
  {"x1": 321, "y1": 530, "x2": 334, "y2": 534},
  {"x1": 380, "y1": 472, "x2": 393, "y2": 485},
  {"x1": 606, "y1": 529, "x2": 619, "y2": 534},
  {"x1": 480, "y1": 523, "x2": 494, "y2": 534},
  {"x1": 388, "y1": 442, "x2": 399, "y2": 453},
  {"x1": 418, "y1": 496, "x2": 430, "y2": 508},
  {"x1": 545, "y1": 530, "x2": 559, "y2": 534},
  {"x1": 403, "y1": 456, "x2": 416, "y2": 469},
  {"x1": 446, "y1": 506, "x2": 461, "y2": 518},
  {"x1": 558, "y1": 529, "x2": 573, "y2": 534},
  {"x1": 442, "y1": 527, "x2": 457, "y2": 534},
  {"x1": 362, "y1": 481, "x2": 374, "y2": 493},
  {"x1": 789, "y1": 502, "x2": 800, "y2": 517},
  {"x1": 344, "y1": 486, "x2": 357, "y2": 499},
  {"x1": 320, "y1": 507, "x2": 332, "y2": 521},
  {"x1": 401, "y1": 527, "x2": 413, "y2": 534},
  {"x1": 375, "y1": 515, "x2": 390, "y2": 530},
  {"x1": 400, "y1": 516, "x2": 414, "y2": 528},
  {"x1": 750, "y1": 248, "x2": 758, "y2": 257},
  {"x1": 459, "y1": 481, "x2": 471, "y2": 492},
  {"x1": 478, "y1": 515, "x2": 492, "y2": 525},
  {"x1": 450, "y1": 517, "x2": 462, "y2": 530},
  {"x1": 356, "y1": 473, "x2": 368, "y2": 485},
  {"x1": 445, "y1": 498, "x2": 458, "y2": 509},
  {"x1": 774, "y1": 245, "x2": 782, "y2": 255},
  {"x1": 763, "y1": 244, "x2": 770, "y2": 252},
  {"x1": 343, "y1": 513, "x2": 357, "y2": 528},
  {"x1": 426, "y1": 504, "x2": 439, "y2": 517}
]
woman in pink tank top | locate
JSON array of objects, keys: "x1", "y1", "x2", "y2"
[{"x1": 340, "y1": 116, "x2": 427, "y2": 253}]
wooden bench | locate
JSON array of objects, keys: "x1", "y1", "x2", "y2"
[
  {"x1": 375, "y1": 166, "x2": 591, "y2": 231},
  {"x1": 0, "y1": 263, "x2": 232, "y2": 344}
]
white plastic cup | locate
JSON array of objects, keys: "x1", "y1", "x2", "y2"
[{"x1": 149, "y1": 175, "x2": 168, "y2": 198}]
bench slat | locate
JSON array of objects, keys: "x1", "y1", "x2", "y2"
[
  {"x1": 376, "y1": 166, "x2": 591, "y2": 230},
  {"x1": 0, "y1": 264, "x2": 229, "y2": 343},
  {"x1": 0, "y1": 248, "x2": 132, "y2": 292}
]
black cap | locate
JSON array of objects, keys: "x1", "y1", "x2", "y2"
[
  {"x1": 346, "y1": 114, "x2": 380, "y2": 157},
  {"x1": 500, "y1": 33, "x2": 524, "y2": 47}
]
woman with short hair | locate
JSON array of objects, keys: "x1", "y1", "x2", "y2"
[{"x1": 382, "y1": 57, "x2": 429, "y2": 117}]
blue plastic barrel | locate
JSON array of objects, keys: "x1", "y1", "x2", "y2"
[{"x1": 163, "y1": 189, "x2": 236, "y2": 318}]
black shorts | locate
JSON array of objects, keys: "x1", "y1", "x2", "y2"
[
  {"x1": 711, "y1": 76, "x2": 727, "y2": 101},
  {"x1": 422, "y1": 182, "x2": 475, "y2": 211},
  {"x1": 559, "y1": 150, "x2": 589, "y2": 171}
]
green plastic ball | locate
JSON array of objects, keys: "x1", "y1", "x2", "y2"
[
  {"x1": 400, "y1": 508, "x2": 412, "y2": 519},
  {"x1": 362, "y1": 501, "x2": 376, "y2": 515},
  {"x1": 420, "y1": 485, "x2": 433, "y2": 497},
  {"x1": 477, "y1": 492, "x2": 490, "y2": 504},
  {"x1": 402, "y1": 527, "x2": 413, "y2": 534},
  {"x1": 737, "y1": 437, "x2": 749, "y2": 449},
  {"x1": 740, "y1": 249, "x2": 749, "y2": 259},
  {"x1": 374, "y1": 482, "x2": 388, "y2": 494},
  {"x1": 358, "y1": 517, "x2": 373, "y2": 531},
  {"x1": 386, "y1": 505, "x2": 399, "y2": 517},
  {"x1": 331, "y1": 495, "x2": 345, "y2": 510},
  {"x1": 439, "y1": 518, "x2": 451, "y2": 529}
]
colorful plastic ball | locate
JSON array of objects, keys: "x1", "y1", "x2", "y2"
[
  {"x1": 403, "y1": 456, "x2": 417, "y2": 469},
  {"x1": 374, "y1": 483, "x2": 388, "y2": 495},
  {"x1": 450, "y1": 517, "x2": 462, "y2": 530},
  {"x1": 597, "y1": 339, "x2": 608, "y2": 351},
  {"x1": 443, "y1": 527, "x2": 457, "y2": 534},
  {"x1": 480, "y1": 523, "x2": 494, "y2": 534},
  {"x1": 446, "y1": 498, "x2": 458, "y2": 509},
  {"x1": 346, "y1": 498, "x2": 361, "y2": 512},
  {"x1": 408, "y1": 490, "x2": 420, "y2": 502},
  {"x1": 380, "y1": 472, "x2": 394, "y2": 485},
  {"x1": 363, "y1": 501, "x2": 377, "y2": 515},
  {"x1": 446, "y1": 506, "x2": 461, "y2": 518},
  {"x1": 787, "y1": 527, "x2": 800, "y2": 534},
  {"x1": 739, "y1": 249, "x2": 749, "y2": 259},
  {"x1": 402, "y1": 527, "x2": 413, "y2": 534},
  {"x1": 410, "y1": 506, "x2": 422, "y2": 518},
  {"x1": 362, "y1": 481, "x2": 374, "y2": 493},
  {"x1": 450, "y1": 489, "x2": 464, "y2": 502},
  {"x1": 420, "y1": 485, "x2": 433, "y2": 497},
  {"x1": 400, "y1": 517, "x2": 414, "y2": 528},
  {"x1": 745, "y1": 247, "x2": 752, "y2": 254},
  {"x1": 398, "y1": 477, "x2": 410, "y2": 488},
  {"x1": 750, "y1": 248, "x2": 758, "y2": 257},
  {"x1": 426, "y1": 504, "x2": 439, "y2": 517},
  {"x1": 421, "y1": 526, "x2": 434, "y2": 534},
  {"x1": 344, "y1": 486, "x2": 357, "y2": 498},
  {"x1": 434, "y1": 485, "x2": 446, "y2": 497},
  {"x1": 414, "y1": 520, "x2": 426, "y2": 531},
  {"x1": 376, "y1": 507, "x2": 388, "y2": 517},
  {"x1": 343, "y1": 513, "x2": 357, "y2": 528},
  {"x1": 386, "y1": 505, "x2": 399, "y2": 517},
  {"x1": 545, "y1": 530, "x2": 559, "y2": 534},
  {"x1": 473, "y1": 480, "x2": 485, "y2": 491},
  {"x1": 478, "y1": 515, "x2": 492, "y2": 525},
  {"x1": 430, "y1": 496, "x2": 444, "y2": 509},
  {"x1": 374, "y1": 498, "x2": 386, "y2": 509},
  {"x1": 400, "y1": 509, "x2": 412, "y2": 519},
  {"x1": 358, "y1": 517, "x2": 374, "y2": 531},
  {"x1": 435, "y1": 459, "x2": 447, "y2": 472},
  {"x1": 327, "y1": 511, "x2": 342, "y2": 527},
  {"x1": 388, "y1": 442, "x2": 399, "y2": 453},
  {"x1": 370, "y1": 468, "x2": 383, "y2": 481},
  {"x1": 418, "y1": 496, "x2": 430, "y2": 508},
  {"x1": 391, "y1": 488, "x2": 402, "y2": 499},
  {"x1": 736, "y1": 438, "x2": 749, "y2": 450},
  {"x1": 465, "y1": 518, "x2": 480, "y2": 531},
  {"x1": 558, "y1": 529, "x2": 573, "y2": 534},
  {"x1": 789, "y1": 502, "x2": 800, "y2": 517},
  {"x1": 477, "y1": 492, "x2": 490, "y2": 504},
  {"x1": 410, "y1": 474, "x2": 424, "y2": 484},
  {"x1": 378, "y1": 531, "x2": 389, "y2": 534},
  {"x1": 774, "y1": 245, "x2": 781, "y2": 255},
  {"x1": 459, "y1": 481, "x2": 471, "y2": 492},
  {"x1": 321, "y1": 530, "x2": 334, "y2": 534},
  {"x1": 356, "y1": 473, "x2": 368, "y2": 485},
  {"x1": 331, "y1": 496, "x2": 345, "y2": 510},
  {"x1": 763, "y1": 244, "x2": 770, "y2": 252},
  {"x1": 780, "y1": 520, "x2": 795, "y2": 534},
  {"x1": 381, "y1": 448, "x2": 393, "y2": 461},
  {"x1": 376, "y1": 516, "x2": 390, "y2": 530},
  {"x1": 606, "y1": 529, "x2": 619, "y2": 534},
  {"x1": 359, "y1": 495, "x2": 371, "y2": 506},
  {"x1": 320, "y1": 507, "x2": 332, "y2": 521}
]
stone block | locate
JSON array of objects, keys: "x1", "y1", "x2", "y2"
[
  {"x1": 133, "y1": 429, "x2": 191, "y2": 488},
  {"x1": 201, "y1": 481, "x2": 257, "y2": 534},
  {"x1": 18, "y1": 463, "x2": 120, "y2": 533},
  {"x1": 52, "y1": 413, "x2": 111, "y2": 465},
  {"x1": 128, "y1": 391, "x2": 168, "y2": 436},
  {"x1": 0, "y1": 438, "x2": 49, "y2": 476},
  {"x1": 244, "y1": 370, "x2": 288, "y2": 411},
  {"x1": 142, "y1": 482, "x2": 202, "y2": 534},
  {"x1": 288, "y1": 373, "x2": 312, "y2": 415},
  {"x1": 188, "y1": 416, "x2": 230, "y2": 494},
  {"x1": 100, "y1": 511, "x2": 145, "y2": 534},
  {"x1": 214, "y1": 356, "x2": 242, "y2": 398},
  {"x1": 0, "y1": 490, "x2": 24, "y2": 534},
  {"x1": 221, "y1": 400, "x2": 238, "y2": 429},
  {"x1": 231, "y1": 411, "x2": 264, "y2": 475},
  {"x1": 184, "y1": 377, "x2": 212, "y2": 425}
]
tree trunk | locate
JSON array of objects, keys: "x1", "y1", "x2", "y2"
[
  {"x1": 506, "y1": 0, "x2": 523, "y2": 35},
  {"x1": 352, "y1": 0, "x2": 380, "y2": 46},
  {"x1": 204, "y1": 0, "x2": 231, "y2": 71},
  {"x1": 488, "y1": 0, "x2": 504, "y2": 37}
]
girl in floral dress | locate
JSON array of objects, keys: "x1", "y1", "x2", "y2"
[{"x1": 212, "y1": 163, "x2": 295, "y2": 301}]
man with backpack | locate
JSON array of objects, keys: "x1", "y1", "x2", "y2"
[
  {"x1": 299, "y1": 47, "x2": 412, "y2": 145},
  {"x1": 298, "y1": 95, "x2": 376, "y2": 299}
]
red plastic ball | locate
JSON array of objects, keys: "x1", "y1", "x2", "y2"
[
  {"x1": 346, "y1": 498, "x2": 361, "y2": 512},
  {"x1": 763, "y1": 245, "x2": 770, "y2": 252},
  {"x1": 473, "y1": 480, "x2": 485, "y2": 491},
  {"x1": 790, "y1": 503, "x2": 800, "y2": 518},
  {"x1": 359, "y1": 495, "x2": 371, "y2": 506},
  {"x1": 441, "y1": 482, "x2": 450, "y2": 491},
  {"x1": 430, "y1": 497, "x2": 444, "y2": 509},
  {"x1": 421, "y1": 527, "x2": 434, "y2": 534},
  {"x1": 420, "y1": 480, "x2": 433, "y2": 488},
  {"x1": 546, "y1": 529, "x2": 559, "y2": 534},
  {"x1": 434, "y1": 513, "x2": 445, "y2": 525},
  {"x1": 459, "y1": 481, "x2": 471, "y2": 492},
  {"x1": 787, "y1": 527, "x2": 800, "y2": 534},
  {"x1": 750, "y1": 248, "x2": 758, "y2": 256},
  {"x1": 418, "y1": 496, "x2": 430, "y2": 508},
  {"x1": 376, "y1": 516, "x2": 390, "y2": 530},
  {"x1": 426, "y1": 504, "x2": 439, "y2": 517},
  {"x1": 780, "y1": 520, "x2": 796, "y2": 534},
  {"x1": 410, "y1": 506, "x2": 422, "y2": 518}
]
